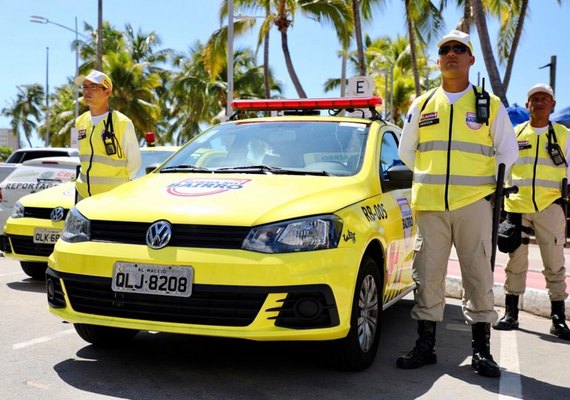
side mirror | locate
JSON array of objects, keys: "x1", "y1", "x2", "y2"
[
  {"x1": 145, "y1": 163, "x2": 160, "y2": 175},
  {"x1": 384, "y1": 164, "x2": 413, "y2": 190}
]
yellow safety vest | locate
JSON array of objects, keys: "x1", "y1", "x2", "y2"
[
  {"x1": 75, "y1": 110, "x2": 132, "y2": 199},
  {"x1": 505, "y1": 122, "x2": 568, "y2": 213},
  {"x1": 412, "y1": 86, "x2": 500, "y2": 211}
]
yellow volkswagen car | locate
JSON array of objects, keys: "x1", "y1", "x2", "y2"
[
  {"x1": 2, "y1": 146, "x2": 178, "y2": 279},
  {"x1": 47, "y1": 98, "x2": 415, "y2": 371}
]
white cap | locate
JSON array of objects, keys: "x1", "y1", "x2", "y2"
[
  {"x1": 75, "y1": 69, "x2": 113, "y2": 91},
  {"x1": 527, "y1": 83, "x2": 555, "y2": 100},
  {"x1": 437, "y1": 29, "x2": 473, "y2": 54}
]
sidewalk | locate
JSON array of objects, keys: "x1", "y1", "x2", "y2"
[{"x1": 445, "y1": 243, "x2": 570, "y2": 318}]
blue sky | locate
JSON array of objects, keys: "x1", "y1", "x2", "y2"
[{"x1": 1, "y1": 0, "x2": 569, "y2": 145}]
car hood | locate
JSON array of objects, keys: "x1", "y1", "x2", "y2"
[
  {"x1": 77, "y1": 173, "x2": 376, "y2": 226},
  {"x1": 18, "y1": 181, "x2": 76, "y2": 209}
]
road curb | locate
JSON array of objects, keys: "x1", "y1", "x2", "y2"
[{"x1": 445, "y1": 275, "x2": 570, "y2": 318}]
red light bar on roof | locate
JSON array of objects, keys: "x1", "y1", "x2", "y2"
[{"x1": 231, "y1": 97, "x2": 382, "y2": 111}]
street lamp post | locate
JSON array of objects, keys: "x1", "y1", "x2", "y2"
[
  {"x1": 227, "y1": 0, "x2": 234, "y2": 118},
  {"x1": 30, "y1": 15, "x2": 90, "y2": 143},
  {"x1": 45, "y1": 47, "x2": 50, "y2": 145}
]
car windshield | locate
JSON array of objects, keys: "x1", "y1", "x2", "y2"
[
  {"x1": 135, "y1": 150, "x2": 176, "y2": 178},
  {"x1": 161, "y1": 121, "x2": 369, "y2": 176}
]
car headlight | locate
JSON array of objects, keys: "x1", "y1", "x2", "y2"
[
  {"x1": 242, "y1": 215, "x2": 343, "y2": 253},
  {"x1": 11, "y1": 201, "x2": 24, "y2": 218},
  {"x1": 61, "y1": 207, "x2": 91, "y2": 243}
]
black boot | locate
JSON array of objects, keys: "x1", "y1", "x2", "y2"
[
  {"x1": 493, "y1": 294, "x2": 519, "y2": 330},
  {"x1": 397, "y1": 320, "x2": 437, "y2": 369},
  {"x1": 471, "y1": 322, "x2": 501, "y2": 377},
  {"x1": 550, "y1": 301, "x2": 570, "y2": 340}
]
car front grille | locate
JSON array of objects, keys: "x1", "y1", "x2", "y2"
[
  {"x1": 90, "y1": 220, "x2": 249, "y2": 248},
  {"x1": 24, "y1": 207, "x2": 69, "y2": 220},
  {"x1": 9, "y1": 234, "x2": 54, "y2": 257},
  {"x1": 47, "y1": 269, "x2": 339, "y2": 329}
]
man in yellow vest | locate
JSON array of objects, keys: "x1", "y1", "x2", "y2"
[
  {"x1": 397, "y1": 30, "x2": 518, "y2": 377},
  {"x1": 74, "y1": 69, "x2": 141, "y2": 201},
  {"x1": 493, "y1": 83, "x2": 570, "y2": 340}
]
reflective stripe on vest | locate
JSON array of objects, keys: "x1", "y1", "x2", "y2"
[
  {"x1": 412, "y1": 87, "x2": 499, "y2": 211},
  {"x1": 505, "y1": 122, "x2": 568, "y2": 213}
]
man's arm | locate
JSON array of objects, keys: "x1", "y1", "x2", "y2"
[
  {"x1": 398, "y1": 101, "x2": 421, "y2": 170},
  {"x1": 490, "y1": 104, "x2": 518, "y2": 176},
  {"x1": 122, "y1": 121, "x2": 142, "y2": 179}
]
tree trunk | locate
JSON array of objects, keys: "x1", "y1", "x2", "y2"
[
  {"x1": 405, "y1": 0, "x2": 421, "y2": 96},
  {"x1": 279, "y1": 29, "x2": 307, "y2": 98},
  {"x1": 502, "y1": 0, "x2": 528, "y2": 91},
  {"x1": 471, "y1": 0, "x2": 508, "y2": 106},
  {"x1": 263, "y1": 4, "x2": 271, "y2": 99},
  {"x1": 352, "y1": 0, "x2": 366, "y2": 76}
]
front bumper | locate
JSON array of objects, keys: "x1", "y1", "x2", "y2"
[{"x1": 47, "y1": 241, "x2": 361, "y2": 341}]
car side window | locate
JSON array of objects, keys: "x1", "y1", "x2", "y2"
[
  {"x1": 379, "y1": 131, "x2": 402, "y2": 177},
  {"x1": 379, "y1": 130, "x2": 412, "y2": 191}
]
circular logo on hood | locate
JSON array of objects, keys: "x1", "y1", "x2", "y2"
[
  {"x1": 50, "y1": 207, "x2": 66, "y2": 222},
  {"x1": 146, "y1": 220, "x2": 172, "y2": 249}
]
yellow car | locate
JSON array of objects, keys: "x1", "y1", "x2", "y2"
[
  {"x1": 1, "y1": 146, "x2": 178, "y2": 279},
  {"x1": 47, "y1": 98, "x2": 415, "y2": 371}
]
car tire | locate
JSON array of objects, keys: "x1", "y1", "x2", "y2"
[
  {"x1": 74, "y1": 323, "x2": 139, "y2": 345},
  {"x1": 330, "y1": 255, "x2": 383, "y2": 371},
  {"x1": 20, "y1": 261, "x2": 48, "y2": 280}
]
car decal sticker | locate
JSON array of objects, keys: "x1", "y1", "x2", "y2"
[
  {"x1": 166, "y1": 178, "x2": 252, "y2": 197},
  {"x1": 361, "y1": 203, "x2": 388, "y2": 222},
  {"x1": 397, "y1": 197, "x2": 413, "y2": 248},
  {"x1": 342, "y1": 230, "x2": 356, "y2": 243}
]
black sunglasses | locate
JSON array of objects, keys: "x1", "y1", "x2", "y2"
[{"x1": 438, "y1": 44, "x2": 470, "y2": 56}]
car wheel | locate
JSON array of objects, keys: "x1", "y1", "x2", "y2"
[
  {"x1": 20, "y1": 262, "x2": 48, "y2": 280},
  {"x1": 73, "y1": 323, "x2": 139, "y2": 345},
  {"x1": 330, "y1": 255, "x2": 383, "y2": 371}
]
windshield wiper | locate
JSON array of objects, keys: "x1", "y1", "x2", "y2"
[
  {"x1": 215, "y1": 165, "x2": 330, "y2": 176},
  {"x1": 37, "y1": 178, "x2": 63, "y2": 183},
  {"x1": 160, "y1": 164, "x2": 211, "y2": 173}
]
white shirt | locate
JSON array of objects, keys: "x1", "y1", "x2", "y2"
[{"x1": 398, "y1": 84, "x2": 519, "y2": 177}]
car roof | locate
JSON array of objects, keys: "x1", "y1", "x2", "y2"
[{"x1": 21, "y1": 156, "x2": 80, "y2": 166}]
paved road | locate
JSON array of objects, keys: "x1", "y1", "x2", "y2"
[{"x1": 2, "y1": 256, "x2": 570, "y2": 400}]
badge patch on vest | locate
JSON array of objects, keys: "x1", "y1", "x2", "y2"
[
  {"x1": 419, "y1": 112, "x2": 439, "y2": 127},
  {"x1": 517, "y1": 140, "x2": 531, "y2": 150},
  {"x1": 466, "y1": 112, "x2": 482, "y2": 130},
  {"x1": 78, "y1": 129, "x2": 87, "y2": 140}
]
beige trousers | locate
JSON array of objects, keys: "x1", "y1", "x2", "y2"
[
  {"x1": 505, "y1": 203, "x2": 568, "y2": 301},
  {"x1": 411, "y1": 198, "x2": 498, "y2": 324}
]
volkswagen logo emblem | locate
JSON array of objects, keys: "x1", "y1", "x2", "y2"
[
  {"x1": 146, "y1": 220, "x2": 172, "y2": 249},
  {"x1": 50, "y1": 207, "x2": 66, "y2": 222}
]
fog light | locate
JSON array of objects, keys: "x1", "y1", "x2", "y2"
[
  {"x1": 46, "y1": 278, "x2": 55, "y2": 300},
  {"x1": 293, "y1": 298, "x2": 322, "y2": 319}
]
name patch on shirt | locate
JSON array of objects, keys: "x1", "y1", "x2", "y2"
[
  {"x1": 466, "y1": 112, "x2": 483, "y2": 130},
  {"x1": 77, "y1": 129, "x2": 87, "y2": 140},
  {"x1": 518, "y1": 140, "x2": 532, "y2": 150},
  {"x1": 419, "y1": 112, "x2": 439, "y2": 127}
]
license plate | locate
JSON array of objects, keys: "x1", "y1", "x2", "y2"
[
  {"x1": 111, "y1": 262, "x2": 193, "y2": 297},
  {"x1": 33, "y1": 228, "x2": 61, "y2": 244}
]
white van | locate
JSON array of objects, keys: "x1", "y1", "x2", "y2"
[{"x1": 0, "y1": 156, "x2": 79, "y2": 233}]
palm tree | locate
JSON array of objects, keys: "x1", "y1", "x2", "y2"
[
  {"x1": 402, "y1": 0, "x2": 445, "y2": 96},
  {"x1": 1, "y1": 84, "x2": 44, "y2": 147},
  {"x1": 214, "y1": 0, "x2": 352, "y2": 98},
  {"x1": 350, "y1": 0, "x2": 388, "y2": 77}
]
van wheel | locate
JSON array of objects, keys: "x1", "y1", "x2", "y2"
[
  {"x1": 330, "y1": 255, "x2": 383, "y2": 371},
  {"x1": 74, "y1": 323, "x2": 138, "y2": 345},
  {"x1": 20, "y1": 262, "x2": 48, "y2": 280}
]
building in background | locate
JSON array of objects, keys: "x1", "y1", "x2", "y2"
[{"x1": 0, "y1": 129, "x2": 19, "y2": 151}]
